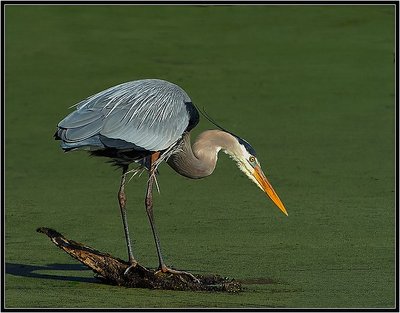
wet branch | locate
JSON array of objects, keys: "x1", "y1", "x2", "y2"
[{"x1": 37, "y1": 227, "x2": 241, "y2": 292}]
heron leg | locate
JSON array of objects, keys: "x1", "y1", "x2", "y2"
[
  {"x1": 145, "y1": 164, "x2": 166, "y2": 269},
  {"x1": 145, "y1": 153, "x2": 199, "y2": 283},
  {"x1": 118, "y1": 164, "x2": 137, "y2": 267}
]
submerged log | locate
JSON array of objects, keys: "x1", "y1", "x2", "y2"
[{"x1": 36, "y1": 227, "x2": 241, "y2": 292}]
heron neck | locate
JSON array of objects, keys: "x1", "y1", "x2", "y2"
[{"x1": 166, "y1": 130, "x2": 237, "y2": 179}]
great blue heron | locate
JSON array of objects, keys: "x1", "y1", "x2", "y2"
[{"x1": 54, "y1": 79, "x2": 287, "y2": 280}]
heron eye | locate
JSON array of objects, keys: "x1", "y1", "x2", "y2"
[{"x1": 249, "y1": 156, "x2": 256, "y2": 163}]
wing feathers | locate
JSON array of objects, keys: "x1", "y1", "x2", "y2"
[
  {"x1": 56, "y1": 79, "x2": 195, "y2": 152},
  {"x1": 58, "y1": 110, "x2": 102, "y2": 129}
]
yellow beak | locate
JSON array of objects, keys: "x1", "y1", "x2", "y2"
[{"x1": 253, "y1": 165, "x2": 288, "y2": 216}]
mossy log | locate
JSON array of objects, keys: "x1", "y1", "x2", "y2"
[{"x1": 37, "y1": 227, "x2": 241, "y2": 292}]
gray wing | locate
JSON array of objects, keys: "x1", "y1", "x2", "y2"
[{"x1": 56, "y1": 79, "x2": 193, "y2": 152}]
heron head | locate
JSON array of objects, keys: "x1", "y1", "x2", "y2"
[{"x1": 226, "y1": 135, "x2": 288, "y2": 216}]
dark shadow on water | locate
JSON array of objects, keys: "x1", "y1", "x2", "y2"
[
  {"x1": 6, "y1": 262, "x2": 279, "y2": 288},
  {"x1": 5, "y1": 262, "x2": 98, "y2": 284}
]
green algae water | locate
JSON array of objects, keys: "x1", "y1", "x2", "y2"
[{"x1": 5, "y1": 4, "x2": 395, "y2": 308}]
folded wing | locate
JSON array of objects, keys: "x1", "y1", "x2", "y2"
[{"x1": 56, "y1": 79, "x2": 195, "y2": 152}]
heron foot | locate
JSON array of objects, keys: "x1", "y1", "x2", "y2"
[
  {"x1": 123, "y1": 259, "x2": 138, "y2": 275},
  {"x1": 155, "y1": 265, "x2": 200, "y2": 284}
]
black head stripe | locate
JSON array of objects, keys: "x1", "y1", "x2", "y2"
[
  {"x1": 190, "y1": 105, "x2": 257, "y2": 157},
  {"x1": 236, "y1": 136, "x2": 257, "y2": 157}
]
